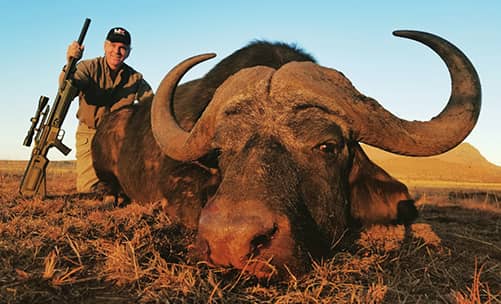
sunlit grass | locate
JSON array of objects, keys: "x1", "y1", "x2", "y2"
[{"x1": 0, "y1": 161, "x2": 500, "y2": 303}]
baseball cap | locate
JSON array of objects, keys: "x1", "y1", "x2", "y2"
[{"x1": 106, "y1": 27, "x2": 131, "y2": 46}]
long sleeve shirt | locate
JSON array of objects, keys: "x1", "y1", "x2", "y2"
[{"x1": 63, "y1": 56, "x2": 154, "y2": 128}]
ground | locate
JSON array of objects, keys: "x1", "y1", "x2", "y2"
[{"x1": 0, "y1": 161, "x2": 500, "y2": 303}]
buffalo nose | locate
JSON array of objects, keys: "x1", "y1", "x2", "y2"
[{"x1": 197, "y1": 199, "x2": 286, "y2": 269}]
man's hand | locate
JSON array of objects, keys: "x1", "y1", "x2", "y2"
[{"x1": 66, "y1": 41, "x2": 84, "y2": 62}]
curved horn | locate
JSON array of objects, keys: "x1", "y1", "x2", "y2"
[
  {"x1": 355, "y1": 30, "x2": 481, "y2": 156},
  {"x1": 151, "y1": 53, "x2": 216, "y2": 161}
]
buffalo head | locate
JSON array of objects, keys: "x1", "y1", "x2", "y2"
[{"x1": 122, "y1": 31, "x2": 482, "y2": 278}]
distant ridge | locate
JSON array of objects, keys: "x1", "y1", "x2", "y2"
[
  {"x1": 2, "y1": 143, "x2": 500, "y2": 187},
  {"x1": 363, "y1": 143, "x2": 501, "y2": 184}
]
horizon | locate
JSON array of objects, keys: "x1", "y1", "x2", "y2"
[
  {"x1": 1, "y1": 1, "x2": 500, "y2": 165},
  {"x1": 4, "y1": 142, "x2": 499, "y2": 169}
]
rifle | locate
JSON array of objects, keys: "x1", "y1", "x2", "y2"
[{"x1": 19, "y1": 18, "x2": 91, "y2": 197}]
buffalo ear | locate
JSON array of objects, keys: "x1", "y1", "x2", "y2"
[{"x1": 348, "y1": 144, "x2": 418, "y2": 225}]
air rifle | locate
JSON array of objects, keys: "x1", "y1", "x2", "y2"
[{"x1": 19, "y1": 18, "x2": 91, "y2": 197}]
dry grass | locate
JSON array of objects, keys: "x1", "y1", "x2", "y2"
[{"x1": 0, "y1": 161, "x2": 500, "y2": 303}]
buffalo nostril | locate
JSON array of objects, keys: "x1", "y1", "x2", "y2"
[{"x1": 249, "y1": 223, "x2": 279, "y2": 257}]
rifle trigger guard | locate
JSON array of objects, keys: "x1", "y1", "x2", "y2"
[{"x1": 58, "y1": 129, "x2": 66, "y2": 141}]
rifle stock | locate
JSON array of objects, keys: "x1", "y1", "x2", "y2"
[{"x1": 19, "y1": 18, "x2": 91, "y2": 197}]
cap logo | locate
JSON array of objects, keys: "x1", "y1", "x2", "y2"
[{"x1": 114, "y1": 28, "x2": 126, "y2": 36}]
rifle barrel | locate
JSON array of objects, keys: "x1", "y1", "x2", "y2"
[{"x1": 63, "y1": 18, "x2": 91, "y2": 83}]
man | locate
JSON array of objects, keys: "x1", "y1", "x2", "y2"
[{"x1": 62, "y1": 27, "x2": 154, "y2": 195}]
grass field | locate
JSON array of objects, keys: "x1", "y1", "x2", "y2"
[{"x1": 1, "y1": 161, "x2": 500, "y2": 303}]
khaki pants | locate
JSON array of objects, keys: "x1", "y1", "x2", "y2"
[{"x1": 76, "y1": 123, "x2": 99, "y2": 193}]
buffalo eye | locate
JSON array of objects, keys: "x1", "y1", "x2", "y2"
[
  {"x1": 198, "y1": 149, "x2": 221, "y2": 169},
  {"x1": 314, "y1": 140, "x2": 344, "y2": 156}
]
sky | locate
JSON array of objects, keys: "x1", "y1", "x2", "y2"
[{"x1": 1, "y1": 1, "x2": 500, "y2": 166}]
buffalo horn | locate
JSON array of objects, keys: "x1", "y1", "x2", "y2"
[
  {"x1": 354, "y1": 30, "x2": 481, "y2": 156},
  {"x1": 151, "y1": 53, "x2": 216, "y2": 161}
]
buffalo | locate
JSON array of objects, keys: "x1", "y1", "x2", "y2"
[{"x1": 92, "y1": 30, "x2": 481, "y2": 278}]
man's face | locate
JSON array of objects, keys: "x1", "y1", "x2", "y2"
[{"x1": 104, "y1": 40, "x2": 130, "y2": 71}]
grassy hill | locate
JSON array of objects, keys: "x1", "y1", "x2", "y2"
[
  {"x1": 0, "y1": 160, "x2": 75, "y2": 174},
  {"x1": 363, "y1": 142, "x2": 501, "y2": 189}
]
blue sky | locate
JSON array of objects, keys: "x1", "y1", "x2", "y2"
[{"x1": 1, "y1": 1, "x2": 500, "y2": 165}]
